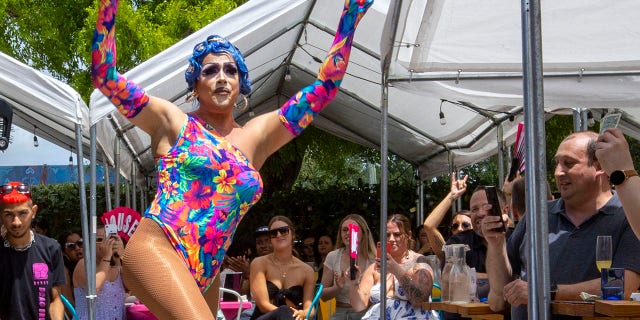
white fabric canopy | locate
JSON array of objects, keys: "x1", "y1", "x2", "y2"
[
  {"x1": 89, "y1": 0, "x2": 640, "y2": 182},
  {"x1": 0, "y1": 51, "x2": 91, "y2": 159}
]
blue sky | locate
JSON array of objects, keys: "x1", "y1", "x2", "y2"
[{"x1": 0, "y1": 126, "x2": 77, "y2": 166}]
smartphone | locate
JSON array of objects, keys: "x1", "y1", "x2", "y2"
[
  {"x1": 105, "y1": 223, "x2": 118, "y2": 237},
  {"x1": 485, "y1": 186, "x2": 506, "y2": 232},
  {"x1": 348, "y1": 224, "x2": 359, "y2": 280},
  {"x1": 376, "y1": 241, "x2": 393, "y2": 259}
]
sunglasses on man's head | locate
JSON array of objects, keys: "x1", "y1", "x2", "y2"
[
  {"x1": 65, "y1": 239, "x2": 84, "y2": 250},
  {"x1": 0, "y1": 184, "x2": 30, "y2": 195},
  {"x1": 200, "y1": 62, "x2": 238, "y2": 78},
  {"x1": 268, "y1": 226, "x2": 290, "y2": 238},
  {"x1": 451, "y1": 221, "x2": 472, "y2": 231}
]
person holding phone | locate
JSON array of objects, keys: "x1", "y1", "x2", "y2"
[
  {"x1": 73, "y1": 219, "x2": 127, "y2": 320},
  {"x1": 484, "y1": 131, "x2": 640, "y2": 319},
  {"x1": 349, "y1": 214, "x2": 437, "y2": 320},
  {"x1": 320, "y1": 214, "x2": 375, "y2": 320}
]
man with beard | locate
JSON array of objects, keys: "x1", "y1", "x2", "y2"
[{"x1": 0, "y1": 182, "x2": 65, "y2": 320}]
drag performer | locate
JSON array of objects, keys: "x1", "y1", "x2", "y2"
[{"x1": 91, "y1": 0, "x2": 373, "y2": 318}]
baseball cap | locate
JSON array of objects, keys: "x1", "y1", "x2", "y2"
[{"x1": 254, "y1": 226, "x2": 269, "y2": 236}]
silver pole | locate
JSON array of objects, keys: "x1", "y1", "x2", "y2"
[
  {"x1": 76, "y1": 124, "x2": 95, "y2": 320},
  {"x1": 125, "y1": 181, "x2": 130, "y2": 208},
  {"x1": 103, "y1": 160, "x2": 112, "y2": 211},
  {"x1": 131, "y1": 166, "x2": 137, "y2": 211},
  {"x1": 497, "y1": 125, "x2": 505, "y2": 189},
  {"x1": 521, "y1": 0, "x2": 550, "y2": 319},
  {"x1": 114, "y1": 138, "x2": 120, "y2": 207},
  {"x1": 572, "y1": 108, "x2": 582, "y2": 132}
]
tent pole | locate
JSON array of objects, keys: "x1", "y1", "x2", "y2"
[
  {"x1": 77, "y1": 123, "x2": 96, "y2": 320},
  {"x1": 114, "y1": 138, "x2": 120, "y2": 207},
  {"x1": 416, "y1": 167, "x2": 424, "y2": 228},
  {"x1": 521, "y1": 0, "x2": 550, "y2": 319},
  {"x1": 104, "y1": 160, "x2": 112, "y2": 212},
  {"x1": 131, "y1": 165, "x2": 137, "y2": 211},
  {"x1": 497, "y1": 125, "x2": 505, "y2": 189}
]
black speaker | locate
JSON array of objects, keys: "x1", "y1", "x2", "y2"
[{"x1": 0, "y1": 99, "x2": 12, "y2": 151}]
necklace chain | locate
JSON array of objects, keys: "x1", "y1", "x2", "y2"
[
  {"x1": 271, "y1": 255, "x2": 293, "y2": 278},
  {"x1": 3, "y1": 230, "x2": 35, "y2": 252}
]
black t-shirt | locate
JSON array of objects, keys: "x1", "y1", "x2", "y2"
[{"x1": 0, "y1": 233, "x2": 66, "y2": 320}]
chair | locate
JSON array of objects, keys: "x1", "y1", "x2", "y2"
[
  {"x1": 306, "y1": 283, "x2": 323, "y2": 320},
  {"x1": 60, "y1": 294, "x2": 78, "y2": 320},
  {"x1": 219, "y1": 287, "x2": 245, "y2": 320}
]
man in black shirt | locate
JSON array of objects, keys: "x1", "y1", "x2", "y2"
[{"x1": 0, "y1": 182, "x2": 66, "y2": 320}]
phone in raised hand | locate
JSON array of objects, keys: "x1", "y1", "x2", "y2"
[{"x1": 485, "y1": 186, "x2": 506, "y2": 233}]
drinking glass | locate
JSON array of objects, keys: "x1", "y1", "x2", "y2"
[{"x1": 596, "y1": 235, "x2": 612, "y2": 272}]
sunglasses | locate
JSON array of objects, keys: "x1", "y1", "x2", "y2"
[
  {"x1": 268, "y1": 226, "x2": 290, "y2": 238},
  {"x1": 200, "y1": 62, "x2": 238, "y2": 78},
  {"x1": 0, "y1": 184, "x2": 30, "y2": 195},
  {"x1": 65, "y1": 239, "x2": 84, "y2": 250},
  {"x1": 451, "y1": 221, "x2": 472, "y2": 230}
]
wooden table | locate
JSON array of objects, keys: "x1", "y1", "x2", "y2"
[
  {"x1": 423, "y1": 301, "x2": 504, "y2": 320},
  {"x1": 551, "y1": 300, "x2": 640, "y2": 319}
]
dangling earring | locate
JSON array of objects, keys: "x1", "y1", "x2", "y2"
[
  {"x1": 185, "y1": 91, "x2": 199, "y2": 103},
  {"x1": 234, "y1": 94, "x2": 249, "y2": 111}
]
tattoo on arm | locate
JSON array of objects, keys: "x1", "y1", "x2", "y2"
[{"x1": 398, "y1": 264, "x2": 433, "y2": 307}]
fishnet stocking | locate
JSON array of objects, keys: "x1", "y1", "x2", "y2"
[{"x1": 122, "y1": 219, "x2": 217, "y2": 319}]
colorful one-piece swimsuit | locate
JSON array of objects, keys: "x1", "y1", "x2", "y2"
[{"x1": 145, "y1": 115, "x2": 263, "y2": 292}]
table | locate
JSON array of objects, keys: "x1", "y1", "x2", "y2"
[
  {"x1": 220, "y1": 300, "x2": 253, "y2": 320},
  {"x1": 551, "y1": 300, "x2": 640, "y2": 319},
  {"x1": 423, "y1": 301, "x2": 504, "y2": 320}
]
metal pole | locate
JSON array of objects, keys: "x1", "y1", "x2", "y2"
[
  {"x1": 131, "y1": 165, "x2": 137, "y2": 211},
  {"x1": 572, "y1": 108, "x2": 582, "y2": 132},
  {"x1": 521, "y1": 0, "x2": 550, "y2": 319},
  {"x1": 497, "y1": 125, "x2": 505, "y2": 189},
  {"x1": 125, "y1": 180, "x2": 130, "y2": 208},
  {"x1": 114, "y1": 138, "x2": 120, "y2": 207},
  {"x1": 103, "y1": 160, "x2": 112, "y2": 212},
  {"x1": 76, "y1": 124, "x2": 95, "y2": 320}
]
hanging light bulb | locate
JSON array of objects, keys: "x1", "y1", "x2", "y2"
[
  {"x1": 33, "y1": 127, "x2": 39, "y2": 147},
  {"x1": 284, "y1": 67, "x2": 292, "y2": 82},
  {"x1": 439, "y1": 99, "x2": 447, "y2": 126},
  {"x1": 68, "y1": 147, "x2": 73, "y2": 166}
]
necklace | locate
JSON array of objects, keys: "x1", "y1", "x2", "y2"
[
  {"x1": 2, "y1": 229, "x2": 35, "y2": 252},
  {"x1": 271, "y1": 255, "x2": 294, "y2": 278}
]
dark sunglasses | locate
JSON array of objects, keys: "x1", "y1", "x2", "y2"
[
  {"x1": 200, "y1": 62, "x2": 238, "y2": 77},
  {"x1": 0, "y1": 184, "x2": 30, "y2": 195},
  {"x1": 65, "y1": 239, "x2": 84, "y2": 249},
  {"x1": 451, "y1": 221, "x2": 472, "y2": 230},
  {"x1": 268, "y1": 226, "x2": 290, "y2": 238}
]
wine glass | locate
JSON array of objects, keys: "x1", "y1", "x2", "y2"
[{"x1": 596, "y1": 235, "x2": 612, "y2": 272}]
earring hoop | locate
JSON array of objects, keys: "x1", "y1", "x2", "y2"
[
  {"x1": 234, "y1": 94, "x2": 249, "y2": 111},
  {"x1": 185, "y1": 91, "x2": 199, "y2": 103}
]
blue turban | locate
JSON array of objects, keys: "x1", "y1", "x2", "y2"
[{"x1": 185, "y1": 35, "x2": 251, "y2": 95}]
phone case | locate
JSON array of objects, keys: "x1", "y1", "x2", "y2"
[{"x1": 485, "y1": 186, "x2": 506, "y2": 232}]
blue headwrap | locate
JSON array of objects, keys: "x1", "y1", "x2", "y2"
[{"x1": 185, "y1": 35, "x2": 251, "y2": 95}]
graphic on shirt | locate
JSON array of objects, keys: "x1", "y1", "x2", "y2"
[{"x1": 32, "y1": 262, "x2": 49, "y2": 319}]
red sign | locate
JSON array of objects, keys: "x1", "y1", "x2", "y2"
[{"x1": 101, "y1": 207, "x2": 141, "y2": 241}]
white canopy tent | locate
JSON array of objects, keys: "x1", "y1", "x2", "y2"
[{"x1": 89, "y1": 0, "x2": 640, "y2": 185}]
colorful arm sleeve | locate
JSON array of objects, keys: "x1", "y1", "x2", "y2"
[
  {"x1": 278, "y1": 0, "x2": 373, "y2": 136},
  {"x1": 92, "y1": 0, "x2": 149, "y2": 119}
]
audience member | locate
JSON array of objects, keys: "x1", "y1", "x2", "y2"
[
  {"x1": 349, "y1": 214, "x2": 437, "y2": 319},
  {"x1": 58, "y1": 230, "x2": 84, "y2": 305},
  {"x1": 321, "y1": 214, "x2": 376, "y2": 319},
  {"x1": 301, "y1": 235, "x2": 319, "y2": 270},
  {"x1": 73, "y1": 219, "x2": 127, "y2": 320},
  {"x1": 32, "y1": 216, "x2": 50, "y2": 236},
  {"x1": 249, "y1": 216, "x2": 316, "y2": 320},
  {"x1": 596, "y1": 128, "x2": 640, "y2": 239},
  {"x1": 484, "y1": 131, "x2": 640, "y2": 319},
  {"x1": 423, "y1": 172, "x2": 470, "y2": 261},
  {"x1": 316, "y1": 233, "x2": 334, "y2": 283},
  {"x1": 0, "y1": 182, "x2": 65, "y2": 319}
]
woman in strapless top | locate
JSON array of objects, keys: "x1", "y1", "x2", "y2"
[{"x1": 250, "y1": 216, "x2": 316, "y2": 320}]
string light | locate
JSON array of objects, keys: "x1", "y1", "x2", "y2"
[
  {"x1": 439, "y1": 99, "x2": 447, "y2": 126},
  {"x1": 284, "y1": 67, "x2": 292, "y2": 82},
  {"x1": 68, "y1": 146, "x2": 73, "y2": 166},
  {"x1": 33, "y1": 127, "x2": 39, "y2": 147}
]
